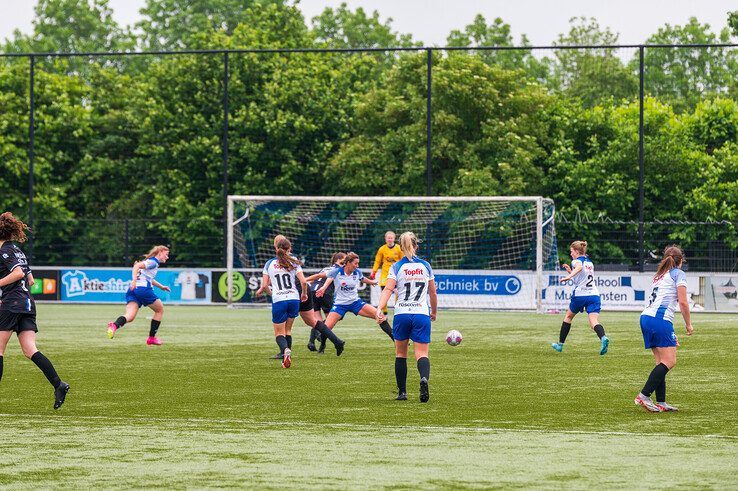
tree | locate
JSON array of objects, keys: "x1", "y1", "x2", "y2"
[
  {"x1": 3, "y1": 0, "x2": 133, "y2": 54},
  {"x1": 727, "y1": 11, "x2": 738, "y2": 37},
  {"x1": 327, "y1": 53, "x2": 564, "y2": 196},
  {"x1": 136, "y1": 0, "x2": 283, "y2": 50},
  {"x1": 311, "y1": 3, "x2": 415, "y2": 48},
  {"x1": 547, "y1": 17, "x2": 638, "y2": 107},
  {"x1": 638, "y1": 18, "x2": 734, "y2": 112},
  {"x1": 446, "y1": 14, "x2": 546, "y2": 80}
]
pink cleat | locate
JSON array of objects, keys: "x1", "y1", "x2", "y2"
[
  {"x1": 281, "y1": 348, "x2": 292, "y2": 368},
  {"x1": 107, "y1": 322, "x2": 118, "y2": 339},
  {"x1": 146, "y1": 336, "x2": 163, "y2": 346}
]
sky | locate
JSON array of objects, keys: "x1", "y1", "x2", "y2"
[{"x1": 0, "y1": 0, "x2": 735, "y2": 46}]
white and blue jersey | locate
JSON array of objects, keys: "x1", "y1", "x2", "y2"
[
  {"x1": 327, "y1": 266, "x2": 366, "y2": 317},
  {"x1": 567, "y1": 256, "x2": 601, "y2": 314},
  {"x1": 639, "y1": 268, "x2": 687, "y2": 348},
  {"x1": 263, "y1": 258, "x2": 302, "y2": 303},
  {"x1": 328, "y1": 266, "x2": 364, "y2": 305},
  {"x1": 263, "y1": 258, "x2": 302, "y2": 324},
  {"x1": 135, "y1": 258, "x2": 160, "y2": 288},
  {"x1": 570, "y1": 256, "x2": 599, "y2": 297},
  {"x1": 388, "y1": 256, "x2": 434, "y2": 315},
  {"x1": 389, "y1": 256, "x2": 434, "y2": 343},
  {"x1": 126, "y1": 257, "x2": 161, "y2": 307},
  {"x1": 642, "y1": 268, "x2": 687, "y2": 323}
]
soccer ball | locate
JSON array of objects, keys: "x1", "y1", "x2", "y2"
[{"x1": 446, "y1": 329, "x2": 462, "y2": 346}]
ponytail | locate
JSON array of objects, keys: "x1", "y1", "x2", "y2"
[
  {"x1": 399, "y1": 231, "x2": 418, "y2": 260},
  {"x1": 654, "y1": 245, "x2": 684, "y2": 282},
  {"x1": 143, "y1": 245, "x2": 169, "y2": 260},
  {"x1": 330, "y1": 252, "x2": 347, "y2": 266},
  {"x1": 570, "y1": 240, "x2": 588, "y2": 256},
  {"x1": 275, "y1": 235, "x2": 302, "y2": 271},
  {"x1": 0, "y1": 212, "x2": 30, "y2": 243}
]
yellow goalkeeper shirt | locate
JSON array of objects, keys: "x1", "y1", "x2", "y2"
[{"x1": 372, "y1": 244, "x2": 404, "y2": 286}]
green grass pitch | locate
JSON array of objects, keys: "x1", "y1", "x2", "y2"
[{"x1": 0, "y1": 305, "x2": 736, "y2": 488}]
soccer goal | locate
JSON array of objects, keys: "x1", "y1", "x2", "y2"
[{"x1": 226, "y1": 196, "x2": 558, "y2": 312}]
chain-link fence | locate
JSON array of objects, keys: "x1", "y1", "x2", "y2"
[{"x1": 1, "y1": 44, "x2": 737, "y2": 270}]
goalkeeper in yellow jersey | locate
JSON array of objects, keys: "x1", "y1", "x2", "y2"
[{"x1": 371, "y1": 231, "x2": 404, "y2": 315}]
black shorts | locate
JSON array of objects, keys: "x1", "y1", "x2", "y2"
[
  {"x1": 299, "y1": 292, "x2": 314, "y2": 312},
  {"x1": 0, "y1": 310, "x2": 38, "y2": 333},
  {"x1": 313, "y1": 293, "x2": 334, "y2": 314}
]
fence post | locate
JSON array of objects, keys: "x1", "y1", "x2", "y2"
[
  {"x1": 28, "y1": 55, "x2": 35, "y2": 262},
  {"x1": 426, "y1": 48, "x2": 432, "y2": 196},
  {"x1": 124, "y1": 219, "x2": 130, "y2": 264},
  {"x1": 638, "y1": 46, "x2": 645, "y2": 272},
  {"x1": 222, "y1": 51, "x2": 230, "y2": 267}
]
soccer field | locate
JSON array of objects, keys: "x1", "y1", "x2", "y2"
[{"x1": 1, "y1": 305, "x2": 736, "y2": 488}]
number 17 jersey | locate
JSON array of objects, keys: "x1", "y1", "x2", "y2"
[{"x1": 388, "y1": 256, "x2": 434, "y2": 315}]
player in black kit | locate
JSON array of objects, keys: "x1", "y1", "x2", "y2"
[
  {"x1": 305, "y1": 252, "x2": 346, "y2": 353},
  {"x1": 0, "y1": 212, "x2": 69, "y2": 409}
]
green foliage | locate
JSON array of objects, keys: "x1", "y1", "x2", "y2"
[
  {"x1": 639, "y1": 17, "x2": 736, "y2": 112},
  {"x1": 311, "y1": 2, "x2": 415, "y2": 49},
  {"x1": 3, "y1": 0, "x2": 134, "y2": 54},
  {"x1": 1, "y1": 5, "x2": 737, "y2": 266},
  {"x1": 136, "y1": 0, "x2": 284, "y2": 50},
  {"x1": 446, "y1": 15, "x2": 547, "y2": 80}
]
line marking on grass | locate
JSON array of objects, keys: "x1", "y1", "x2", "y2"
[{"x1": 1, "y1": 413, "x2": 736, "y2": 440}]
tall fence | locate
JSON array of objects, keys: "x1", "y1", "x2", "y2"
[{"x1": 1, "y1": 44, "x2": 737, "y2": 271}]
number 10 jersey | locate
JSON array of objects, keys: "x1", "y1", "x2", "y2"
[
  {"x1": 262, "y1": 257, "x2": 302, "y2": 303},
  {"x1": 388, "y1": 256, "x2": 434, "y2": 315}
]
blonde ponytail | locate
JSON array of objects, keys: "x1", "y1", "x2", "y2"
[
  {"x1": 399, "y1": 231, "x2": 418, "y2": 260},
  {"x1": 570, "y1": 240, "x2": 588, "y2": 256}
]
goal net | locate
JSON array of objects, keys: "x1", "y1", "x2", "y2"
[{"x1": 227, "y1": 196, "x2": 558, "y2": 311}]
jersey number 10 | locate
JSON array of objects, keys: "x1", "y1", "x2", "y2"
[{"x1": 274, "y1": 274, "x2": 293, "y2": 291}]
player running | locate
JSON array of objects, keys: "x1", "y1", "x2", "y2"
[
  {"x1": 551, "y1": 241, "x2": 610, "y2": 355},
  {"x1": 305, "y1": 252, "x2": 346, "y2": 353},
  {"x1": 315, "y1": 252, "x2": 394, "y2": 346},
  {"x1": 107, "y1": 245, "x2": 171, "y2": 345},
  {"x1": 377, "y1": 231, "x2": 437, "y2": 403},
  {"x1": 371, "y1": 231, "x2": 403, "y2": 315},
  {"x1": 257, "y1": 236, "x2": 308, "y2": 368},
  {"x1": 634, "y1": 245, "x2": 694, "y2": 412},
  {"x1": 0, "y1": 212, "x2": 70, "y2": 409}
]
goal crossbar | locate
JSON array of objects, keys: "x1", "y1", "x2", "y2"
[{"x1": 226, "y1": 195, "x2": 554, "y2": 312}]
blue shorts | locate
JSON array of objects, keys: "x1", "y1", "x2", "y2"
[
  {"x1": 125, "y1": 287, "x2": 159, "y2": 307},
  {"x1": 272, "y1": 300, "x2": 300, "y2": 324},
  {"x1": 569, "y1": 295, "x2": 601, "y2": 314},
  {"x1": 640, "y1": 315, "x2": 677, "y2": 349},
  {"x1": 330, "y1": 299, "x2": 366, "y2": 319},
  {"x1": 393, "y1": 314, "x2": 431, "y2": 344}
]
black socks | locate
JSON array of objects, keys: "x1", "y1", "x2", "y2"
[
  {"x1": 114, "y1": 316, "x2": 127, "y2": 328},
  {"x1": 379, "y1": 320, "x2": 394, "y2": 340},
  {"x1": 315, "y1": 321, "x2": 342, "y2": 346},
  {"x1": 656, "y1": 379, "x2": 666, "y2": 403},
  {"x1": 642, "y1": 363, "x2": 669, "y2": 397},
  {"x1": 395, "y1": 357, "x2": 407, "y2": 393},
  {"x1": 559, "y1": 322, "x2": 571, "y2": 344},
  {"x1": 0, "y1": 355, "x2": 3, "y2": 383},
  {"x1": 31, "y1": 351, "x2": 61, "y2": 388},
  {"x1": 308, "y1": 329, "x2": 318, "y2": 344},
  {"x1": 593, "y1": 324, "x2": 606, "y2": 340},
  {"x1": 286, "y1": 335, "x2": 292, "y2": 349},
  {"x1": 417, "y1": 357, "x2": 430, "y2": 380},
  {"x1": 275, "y1": 335, "x2": 288, "y2": 355},
  {"x1": 149, "y1": 319, "x2": 161, "y2": 337}
]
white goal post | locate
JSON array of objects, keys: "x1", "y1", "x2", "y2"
[{"x1": 226, "y1": 196, "x2": 557, "y2": 312}]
